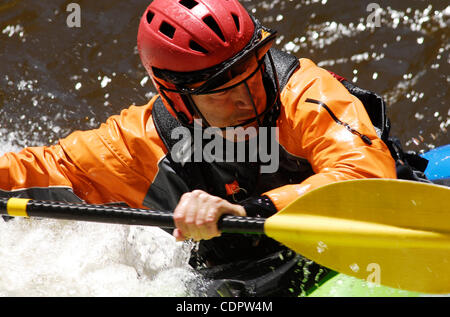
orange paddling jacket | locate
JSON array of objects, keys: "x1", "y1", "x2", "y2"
[{"x1": 0, "y1": 50, "x2": 396, "y2": 219}]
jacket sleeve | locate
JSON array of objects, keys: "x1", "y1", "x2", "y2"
[
  {"x1": 0, "y1": 144, "x2": 84, "y2": 202},
  {"x1": 0, "y1": 95, "x2": 167, "y2": 208},
  {"x1": 263, "y1": 59, "x2": 397, "y2": 212}
]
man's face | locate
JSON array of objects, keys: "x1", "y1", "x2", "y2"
[{"x1": 190, "y1": 56, "x2": 268, "y2": 137}]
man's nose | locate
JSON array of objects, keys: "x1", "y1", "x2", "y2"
[
  {"x1": 234, "y1": 99, "x2": 253, "y2": 110},
  {"x1": 231, "y1": 85, "x2": 253, "y2": 109}
]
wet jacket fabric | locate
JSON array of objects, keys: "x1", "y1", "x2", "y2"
[{"x1": 0, "y1": 57, "x2": 396, "y2": 214}]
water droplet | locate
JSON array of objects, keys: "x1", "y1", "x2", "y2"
[
  {"x1": 350, "y1": 263, "x2": 360, "y2": 272},
  {"x1": 100, "y1": 76, "x2": 111, "y2": 88},
  {"x1": 317, "y1": 241, "x2": 328, "y2": 254},
  {"x1": 140, "y1": 76, "x2": 149, "y2": 87}
]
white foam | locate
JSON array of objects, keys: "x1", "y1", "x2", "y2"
[{"x1": 0, "y1": 217, "x2": 203, "y2": 296}]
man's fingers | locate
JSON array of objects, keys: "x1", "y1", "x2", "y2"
[
  {"x1": 203, "y1": 209, "x2": 220, "y2": 238},
  {"x1": 172, "y1": 228, "x2": 186, "y2": 242},
  {"x1": 173, "y1": 193, "x2": 194, "y2": 238},
  {"x1": 173, "y1": 190, "x2": 247, "y2": 241}
]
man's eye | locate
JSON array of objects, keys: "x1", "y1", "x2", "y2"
[{"x1": 211, "y1": 91, "x2": 228, "y2": 97}]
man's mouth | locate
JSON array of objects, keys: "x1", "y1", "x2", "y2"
[{"x1": 236, "y1": 113, "x2": 257, "y2": 122}]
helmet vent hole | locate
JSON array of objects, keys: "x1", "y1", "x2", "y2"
[
  {"x1": 179, "y1": 0, "x2": 198, "y2": 10},
  {"x1": 146, "y1": 10, "x2": 154, "y2": 24},
  {"x1": 159, "y1": 21, "x2": 176, "y2": 39},
  {"x1": 202, "y1": 15, "x2": 226, "y2": 42},
  {"x1": 189, "y1": 40, "x2": 208, "y2": 54},
  {"x1": 232, "y1": 14, "x2": 240, "y2": 32}
]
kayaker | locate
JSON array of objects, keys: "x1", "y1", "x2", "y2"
[{"x1": 1, "y1": 0, "x2": 428, "y2": 296}]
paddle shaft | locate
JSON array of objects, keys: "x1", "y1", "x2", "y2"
[{"x1": 0, "y1": 198, "x2": 265, "y2": 234}]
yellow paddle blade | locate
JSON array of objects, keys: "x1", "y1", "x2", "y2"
[{"x1": 264, "y1": 179, "x2": 450, "y2": 294}]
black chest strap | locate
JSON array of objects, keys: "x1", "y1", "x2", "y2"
[
  {"x1": 152, "y1": 97, "x2": 181, "y2": 154},
  {"x1": 264, "y1": 48, "x2": 299, "y2": 91}
]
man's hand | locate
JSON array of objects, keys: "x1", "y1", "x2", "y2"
[{"x1": 173, "y1": 190, "x2": 246, "y2": 241}]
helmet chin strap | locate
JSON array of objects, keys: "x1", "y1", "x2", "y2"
[{"x1": 244, "y1": 81, "x2": 263, "y2": 127}]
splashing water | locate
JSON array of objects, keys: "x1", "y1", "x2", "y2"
[{"x1": 0, "y1": 216, "x2": 206, "y2": 297}]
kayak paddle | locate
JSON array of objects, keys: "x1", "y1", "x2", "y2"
[{"x1": 1, "y1": 179, "x2": 449, "y2": 294}]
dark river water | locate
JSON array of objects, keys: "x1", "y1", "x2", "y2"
[
  {"x1": 0, "y1": 0, "x2": 448, "y2": 152},
  {"x1": 0, "y1": 0, "x2": 449, "y2": 297}
]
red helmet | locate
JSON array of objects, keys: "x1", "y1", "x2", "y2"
[{"x1": 137, "y1": 0, "x2": 276, "y2": 124}]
